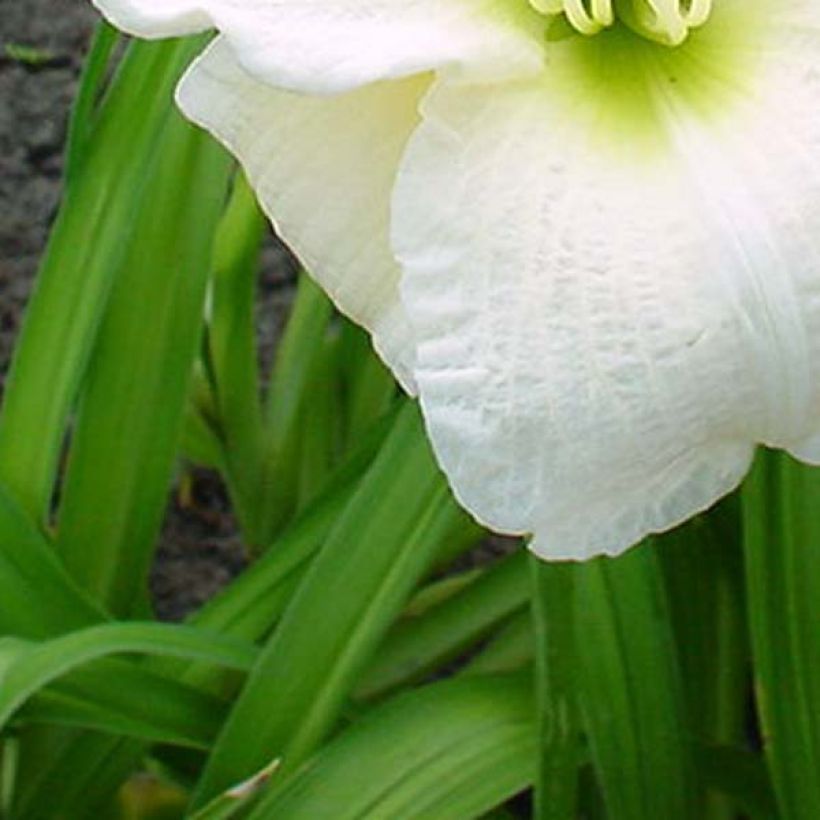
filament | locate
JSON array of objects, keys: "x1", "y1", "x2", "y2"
[{"x1": 530, "y1": 0, "x2": 714, "y2": 44}]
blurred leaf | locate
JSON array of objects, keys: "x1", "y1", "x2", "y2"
[
  {"x1": 249, "y1": 675, "x2": 534, "y2": 820},
  {"x1": 0, "y1": 483, "x2": 103, "y2": 639},
  {"x1": 743, "y1": 449, "x2": 820, "y2": 819},
  {"x1": 0, "y1": 622, "x2": 256, "y2": 733},
  {"x1": 2, "y1": 43, "x2": 54, "y2": 66},
  {"x1": 356, "y1": 551, "x2": 529, "y2": 701},
  {"x1": 20, "y1": 658, "x2": 230, "y2": 750},
  {"x1": 1, "y1": 736, "x2": 18, "y2": 816},
  {"x1": 180, "y1": 400, "x2": 228, "y2": 473},
  {"x1": 294, "y1": 333, "x2": 342, "y2": 509},
  {"x1": 697, "y1": 745, "x2": 778, "y2": 820},
  {"x1": 461, "y1": 609, "x2": 533, "y2": 678},
  {"x1": 338, "y1": 321, "x2": 397, "y2": 445},
  {"x1": 403, "y1": 568, "x2": 484, "y2": 616},
  {"x1": 12, "y1": 733, "x2": 144, "y2": 820},
  {"x1": 256, "y1": 274, "x2": 334, "y2": 540},
  {"x1": 116, "y1": 774, "x2": 188, "y2": 820},
  {"x1": 7, "y1": 622, "x2": 253, "y2": 818},
  {"x1": 189, "y1": 759, "x2": 280, "y2": 820},
  {"x1": 658, "y1": 502, "x2": 748, "y2": 819},
  {"x1": 203, "y1": 173, "x2": 266, "y2": 541}
]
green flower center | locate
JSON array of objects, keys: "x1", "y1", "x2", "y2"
[
  {"x1": 526, "y1": 0, "x2": 767, "y2": 163},
  {"x1": 529, "y1": 0, "x2": 713, "y2": 46}
]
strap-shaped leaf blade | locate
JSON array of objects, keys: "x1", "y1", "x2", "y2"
[
  {"x1": 249, "y1": 675, "x2": 534, "y2": 820},
  {"x1": 189, "y1": 405, "x2": 401, "y2": 645},
  {"x1": 203, "y1": 173, "x2": 266, "y2": 543},
  {"x1": 0, "y1": 483, "x2": 103, "y2": 638},
  {"x1": 19, "y1": 659, "x2": 228, "y2": 749},
  {"x1": 531, "y1": 559, "x2": 579, "y2": 820},
  {"x1": 574, "y1": 546, "x2": 696, "y2": 819},
  {"x1": 743, "y1": 450, "x2": 820, "y2": 819},
  {"x1": 658, "y1": 504, "x2": 748, "y2": 817},
  {"x1": 193, "y1": 403, "x2": 480, "y2": 806},
  {"x1": 356, "y1": 551, "x2": 529, "y2": 701},
  {"x1": 0, "y1": 623, "x2": 256, "y2": 733},
  {"x1": 54, "y1": 112, "x2": 232, "y2": 616},
  {"x1": 0, "y1": 36, "x2": 205, "y2": 522}
]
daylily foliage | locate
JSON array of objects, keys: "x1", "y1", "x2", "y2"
[{"x1": 90, "y1": 0, "x2": 820, "y2": 559}]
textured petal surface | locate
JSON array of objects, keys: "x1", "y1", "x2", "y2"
[
  {"x1": 392, "y1": 7, "x2": 820, "y2": 559},
  {"x1": 91, "y1": 0, "x2": 545, "y2": 93},
  {"x1": 178, "y1": 39, "x2": 425, "y2": 385}
]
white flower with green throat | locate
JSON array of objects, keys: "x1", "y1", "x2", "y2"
[{"x1": 90, "y1": 0, "x2": 820, "y2": 559}]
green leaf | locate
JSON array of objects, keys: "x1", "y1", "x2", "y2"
[
  {"x1": 256, "y1": 274, "x2": 334, "y2": 540},
  {"x1": 2, "y1": 43, "x2": 54, "y2": 66},
  {"x1": 294, "y1": 333, "x2": 342, "y2": 510},
  {"x1": 658, "y1": 502, "x2": 748, "y2": 819},
  {"x1": 574, "y1": 546, "x2": 695, "y2": 819},
  {"x1": 1, "y1": 736, "x2": 18, "y2": 816},
  {"x1": 193, "y1": 403, "x2": 480, "y2": 806},
  {"x1": 337, "y1": 321, "x2": 397, "y2": 446},
  {"x1": 12, "y1": 733, "x2": 144, "y2": 820},
  {"x1": 54, "y1": 98, "x2": 231, "y2": 617},
  {"x1": 248, "y1": 675, "x2": 534, "y2": 820},
  {"x1": 263, "y1": 275, "x2": 334, "y2": 446},
  {"x1": 3, "y1": 37, "x2": 229, "y2": 815},
  {"x1": 19, "y1": 658, "x2": 230, "y2": 750},
  {"x1": 530, "y1": 557, "x2": 580, "y2": 820},
  {"x1": 742, "y1": 449, "x2": 820, "y2": 819},
  {"x1": 0, "y1": 622, "x2": 256, "y2": 733},
  {"x1": 203, "y1": 172, "x2": 267, "y2": 542},
  {"x1": 356, "y1": 551, "x2": 529, "y2": 701},
  {"x1": 189, "y1": 759, "x2": 281, "y2": 820},
  {"x1": 461, "y1": 609, "x2": 533, "y2": 678},
  {"x1": 0, "y1": 482, "x2": 103, "y2": 638},
  {"x1": 188, "y1": 405, "x2": 401, "y2": 646},
  {"x1": 6, "y1": 622, "x2": 255, "y2": 817},
  {"x1": 63, "y1": 20, "x2": 120, "y2": 185},
  {"x1": 0, "y1": 37, "x2": 204, "y2": 523},
  {"x1": 697, "y1": 745, "x2": 778, "y2": 820},
  {"x1": 180, "y1": 400, "x2": 228, "y2": 473}
]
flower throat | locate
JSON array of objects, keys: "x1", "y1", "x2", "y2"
[{"x1": 529, "y1": 0, "x2": 713, "y2": 46}]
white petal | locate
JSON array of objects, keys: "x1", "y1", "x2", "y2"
[
  {"x1": 178, "y1": 39, "x2": 424, "y2": 386},
  {"x1": 392, "y1": 14, "x2": 820, "y2": 560},
  {"x1": 91, "y1": 0, "x2": 545, "y2": 93}
]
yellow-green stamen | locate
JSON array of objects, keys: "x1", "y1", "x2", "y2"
[{"x1": 528, "y1": 0, "x2": 714, "y2": 46}]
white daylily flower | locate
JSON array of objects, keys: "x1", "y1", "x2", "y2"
[{"x1": 91, "y1": 0, "x2": 820, "y2": 560}]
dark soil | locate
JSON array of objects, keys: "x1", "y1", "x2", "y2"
[
  {"x1": 0, "y1": 0, "x2": 299, "y2": 382},
  {"x1": 0, "y1": 0, "x2": 96, "y2": 387},
  {"x1": 150, "y1": 469, "x2": 247, "y2": 621}
]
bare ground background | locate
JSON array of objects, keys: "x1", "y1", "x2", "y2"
[{"x1": 0, "y1": 0, "x2": 95, "y2": 386}]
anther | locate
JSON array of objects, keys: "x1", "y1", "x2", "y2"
[{"x1": 529, "y1": 0, "x2": 713, "y2": 45}]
